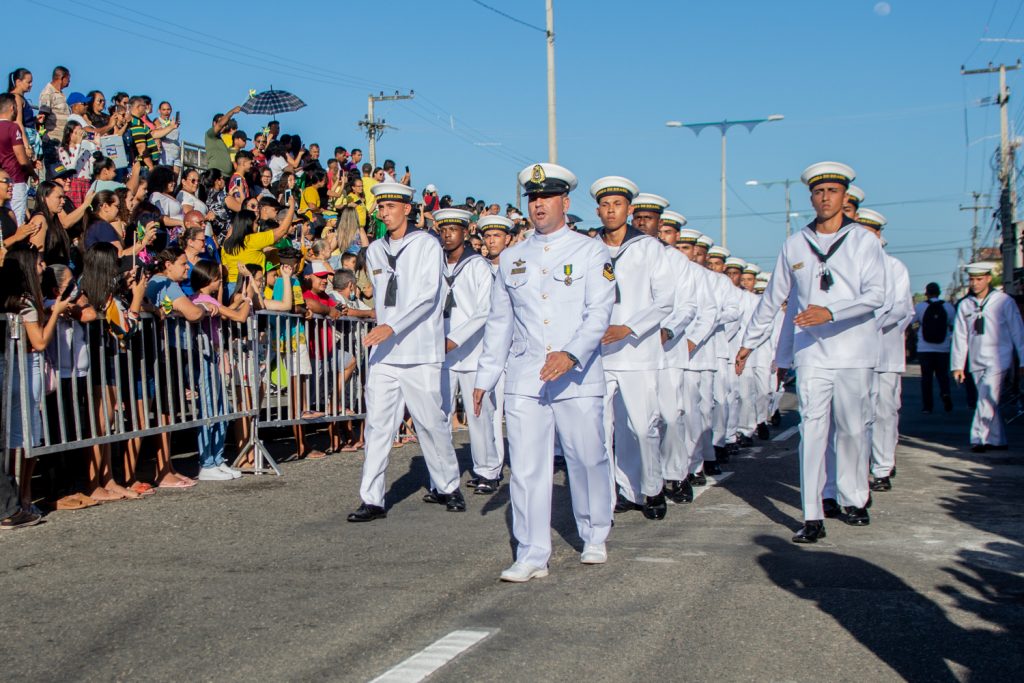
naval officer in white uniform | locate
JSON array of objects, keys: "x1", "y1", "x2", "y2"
[
  {"x1": 436, "y1": 208, "x2": 502, "y2": 494},
  {"x1": 474, "y1": 163, "x2": 616, "y2": 582},
  {"x1": 348, "y1": 182, "x2": 464, "y2": 522},
  {"x1": 737, "y1": 162, "x2": 887, "y2": 543},
  {"x1": 951, "y1": 261, "x2": 1024, "y2": 452}
]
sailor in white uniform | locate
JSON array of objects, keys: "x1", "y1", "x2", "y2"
[
  {"x1": 740, "y1": 263, "x2": 772, "y2": 440},
  {"x1": 857, "y1": 209, "x2": 914, "y2": 492},
  {"x1": 474, "y1": 163, "x2": 616, "y2": 582},
  {"x1": 349, "y1": 182, "x2": 464, "y2": 522},
  {"x1": 737, "y1": 162, "x2": 887, "y2": 543},
  {"x1": 726, "y1": 258, "x2": 763, "y2": 446},
  {"x1": 436, "y1": 208, "x2": 502, "y2": 494},
  {"x1": 479, "y1": 214, "x2": 516, "y2": 465},
  {"x1": 703, "y1": 240, "x2": 744, "y2": 468},
  {"x1": 951, "y1": 261, "x2": 1024, "y2": 452},
  {"x1": 657, "y1": 213, "x2": 716, "y2": 503}
]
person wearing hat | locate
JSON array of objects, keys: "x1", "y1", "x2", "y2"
[
  {"x1": 434, "y1": 208, "x2": 502, "y2": 494},
  {"x1": 348, "y1": 182, "x2": 464, "y2": 522},
  {"x1": 737, "y1": 161, "x2": 887, "y2": 543},
  {"x1": 722, "y1": 256, "x2": 761, "y2": 448},
  {"x1": 589, "y1": 178, "x2": 675, "y2": 520},
  {"x1": 844, "y1": 185, "x2": 865, "y2": 219},
  {"x1": 858, "y1": 208, "x2": 914, "y2": 491},
  {"x1": 478, "y1": 214, "x2": 516, "y2": 462},
  {"x1": 657, "y1": 213, "x2": 717, "y2": 503},
  {"x1": 703, "y1": 242, "x2": 745, "y2": 466},
  {"x1": 951, "y1": 261, "x2": 1024, "y2": 452},
  {"x1": 739, "y1": 263, "x2": 772, "y2": 440},
  {"x1": 473, "y1": 163, "x2": 616, "y2": 581}
]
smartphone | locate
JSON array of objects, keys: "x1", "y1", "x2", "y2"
[
  {"x1": 284, "y1": 189, "x2": 292, "y2": 202},
  {"x1": 174, "y1": 111, "x2": 180, "y2": 124},
  {"x1": 59, "y1": 280, "x2": 76, "y2": 301}
]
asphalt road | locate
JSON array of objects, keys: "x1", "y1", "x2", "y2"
[{"x1": 1, "y1": 365, "x2": 1022, "y2": 682}]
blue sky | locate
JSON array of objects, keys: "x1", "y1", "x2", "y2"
[{"x1": 7, "y1": 1, "x2": 1018, "y2": 293}]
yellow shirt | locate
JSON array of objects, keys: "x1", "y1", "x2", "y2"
[
  {"x1": 221, "y1": 230, "x2": 277, "y2": 283},
  {"x1": 300, "y1": 185, "x2": 321, "y2": 220},
  {"x1": 333, "y1": 191, "x2": 367, "y2": 227},
  {"x1": 362, "y1": 177, "x2": 378, "y2": 212}
]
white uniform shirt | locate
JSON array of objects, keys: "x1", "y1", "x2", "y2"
[
  {"x1": 601, "y1": 228, "x2": 675, "y2": 371},
  {"x1": 442, "y1": 250, "x2": 493, "y2": 372},
  {"x1": 951, "y1": 290, "x2": 1024, "y2": 373},
  {"x1": 662, "y1": 246, "x2": 716, "y2": 369},
  {"x1": 476, "y1": 225, "x2": 615, "y2": 399},
  {"x1": 732, "y1": 287, "x2": 759, "y2": 359},
  {"x1": 914, "y1": 298, "x2": 956, "y2": 353},
  {"x1": 708, "y1": 271, "x2": 742, "y2": 360},
  {"x1": 743, "y1": 219, "x2": 887, "y2": 370},
  {"x1": 365, "y1": 229, "x2": 445, "y2": 365},
  {"x1": 874, "y1": 254, "x2": 914, "y2": 372},
  {"x1": 686, "y1": 266, "x2": 725, "y2": 371}
]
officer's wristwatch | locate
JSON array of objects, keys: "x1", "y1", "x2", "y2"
[{"x1": 564, "y1": 352, "x2": 581, "y2": 369}]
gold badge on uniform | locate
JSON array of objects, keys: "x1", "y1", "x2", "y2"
[
  {"x1": 373, "y1": 268, "x2": 383, "y2": 275},
  {"x1": 562, "y1": 264, "x2": 574, "y2": 286},
  {"x1": 603, "y1": 262, "x2": 615, "y2": 281},
  {"x1": 511, "y1": 267, "x2": 526, "y2": 274},
  {"x1": 792, "y1": 262, "x2": 804, "y2": 271},
  {"x1": 531, "y1": 165, "x2": 546, "y2": 183}
]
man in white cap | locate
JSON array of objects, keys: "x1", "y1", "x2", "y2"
[
  {"x1": 704, "y1": 242, "x2": 745, "y2": 465},
  {"x1": 479, "y1": 214, "x2": 516, "y2": 462},
  {"x1": 591, "y1": 182, "x2": 675, "y2": 520},
  {"x1": 737, "y1": 162, "x2": 887, "y2": 543},
  {"x1": 657, "y1": 213, "x2": 716, "y2": 503},
  {"x1": 740, "y1": 263, "x2": 772, "y2": 440},
  {"x1": 951, "y1": 261, "x2": 1024, "y2": 452},
  {"x1": 435, "y1": 208, "x2": 502, "y2": 494},
  {"x1": 348, "y1": 182, "x2": 464, "y2": 522},
  {"x1": 726, "y1": 258, "x2": 764, "y2": 447},
  {"x1": 858, "y1": 208, "x2": 914, "y2": 491},
  {"x1": 474, "y1": 162, "x2": 615, "y2": 581},
  {"x1": 843, "y1": 185, "x2": 865, "y2": 219}
]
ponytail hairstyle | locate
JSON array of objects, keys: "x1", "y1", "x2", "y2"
[
  {"x1": 7, "y1": 68, "x2": 31, "y2": 94},
  {"x1": 188, "y1": 259, "x2": 221, "y2": 294},
  {"x1": 86, "y1": 190, "x2": 119, "y2": 227},
  {"x1": 153, "y1": 247, "x2": 185, "y2": 274}
]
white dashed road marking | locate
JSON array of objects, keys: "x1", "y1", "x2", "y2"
[
  {"x1": 772, "y1": 425, "x2": 800, "y2": 442},
  {"x1": 370, "y1": 629, "x2": 497, "y2": 683}
]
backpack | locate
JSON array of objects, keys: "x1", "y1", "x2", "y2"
[{"x1": 921, "y1": 301, "x2": 948, "y2": 344}]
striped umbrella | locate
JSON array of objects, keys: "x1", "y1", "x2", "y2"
[{"x1": 240, "y1": 88, "x2": 306, "y2": 116}]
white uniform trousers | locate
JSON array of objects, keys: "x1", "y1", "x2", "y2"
[
  {"x1": 736, "y1": 369, "x2": 758, "y2": 438},
  {"x1": 685, "y1": 369, "x2": 715, "y2": 473},
  {"x1": 870, "y1": 372, "x2": 902, "y2": 478},
  {"x1": 505, "y1": 394, "x2": 613, "y2": 568},
  {"x1": 659, "y1": 367, "x2": 689, "y2": 481},
  {"x1": 754, "y1": 365, "x2": 771, "y2": 426},
  {"x1": 971, "y1": 368, "x2": 1009, "y2": 446},
  {"x1": 725, "y1": 363, "x2": 742, "y2": 442},
  {"x1": 605, "y1": 369, "x2": 664, "y2": 501},
  {"x1": 441, "y1": 368, "x2": 502, "y2": 480},
  {"x1": 767, "y1": 372, "x2": 784, "y2": 418},
  {"x1": 359, "y1": 362, "x2": 460, "y2": 507},
  {"x1": 492, "y1": 372, "x2": 506, "y2": 464},
  {"x1": 796, "y1": 367, "x2": 872, "y2": 520},
  {"x1": 711, "y1": 359, "x2": 730, "y2": 449}
]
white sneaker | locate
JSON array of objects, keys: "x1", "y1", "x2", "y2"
[
  {"x1": 217, "y1": 463, "x2": 242, "y2": 479},
  {"x1": 580, "y1": 543, "x2": 607, "y2": 564},
  {"x1": 499, "y1": 562, "x2": 549, "y2": 583},
  {"x1": 198, "y1": 466, "x2": 233, "y2": 481}
]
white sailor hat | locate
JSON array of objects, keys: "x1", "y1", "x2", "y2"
[
  {"x1": 371, "y1": 182, "x2": 415, "y2": 203},
  {"x1": 478, "y1": 215, "x2": 514, "y2": 233},
  {"x1": 964, "y1": 261, "x2": 997, "y2": 275},
  {"x1": 661, "y1": 210, "x2": 688, "y2": 228},
  {"x1": 754, "y1": 280, "x2": 767, "y2": 292},
  {"x1": 678, "y1": 228, "x2": 702, "y2": 244},
  {"x1": 846, "y1": 184, "x2": 865, "y2": 206},
  {"x1": 590, "y1": 176, "x2": 639, "y2": 202},
  {"x1": 695, "y1": 234, "x2": 714, "y2": 248},
  {"x1": 857, "y1": 208, "x2": 887, "y2": 229},
  {"x1": 724, "y1": 257, "x2": 746, "y2": 271},
  {"x1": 756, "y1": 271, "x2": 771, "y2": 282},
  {"x1": 800, "y1": 161, "x2": 856, "y2": 189},
  {"x1": 518, "y1": 163, "x2": 578, "y2": 196},
  {"x1": 433, "y1": 208, "x2": 473, "y2": 228},
  {"x1": 631, "y1": 193, "x2": 670, "y2": 214},
  {"x1": 743, "y1": 262, "x2": 762, "y2": 275},
  {"x1": 707, "y1": 245, "x2": 730, "y2": 260}
]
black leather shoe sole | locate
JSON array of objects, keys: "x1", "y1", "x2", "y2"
[
  {"x1": 642, "y1": 495, "x2": 667, "y2": 520},
  {"x1": 347, "y1": 504, "x2": 387, "y2": 522},
  {"x1": 422, "y1": 490, "x2": 449, "y2": 504}
]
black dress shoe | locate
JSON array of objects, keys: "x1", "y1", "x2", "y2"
[
  {"x1": 971, "y1": 444, "x2": 988, "y2": 453},
  {"x1": 770, "y1": 410, "x2": 782, "y2": 426},
  {"x1": 664, "y1": 479, "x2": 694, "y2": 504},
  {"x1": 870, "y1": 476, "x2": 892, "y2": 492},
  {"x1": 688, "y1": 472, "x2": 707, "y2": 487},
  {"x1": 865, "y1": 493, "x2": 873, "y2": 509},
  {"x1": 738, "y1": 435, "x2": 753, "y2": 448},
  {"x1": 473, "y1": 478, "x2": 499, "y2": 495},
  {"x1": 890, "y1": 466, "x2": 897, "y2": 478},
  {"x1": 465, "y1": 475, "x2": 480, "y2": 489},
  {"x1": 704, "y1": 460, "x2": 722, "y2": 476},
  {"x1": 347, "y1": 503, "x2": 387, "y2": 522},
  {"x1": 840, "y1": 505, "x2": 870, "y2": 526},
  {"x1": 642, "y1": 494, "x2": 667, "y2": 520},
  {"x1": 756, "y1": 423, "x2": 770, "y2": 440},
  {"x1": 614, "y1": 492, "x2": 642, "y2": 513},
  {"x1": 792, "y1": 520, "x2": 826, "y2": 543},
  {"x1": 822, "y1": 498, "x2": 841, "y2": 519},
  {"x1": 422, "y1": 489, "x2": 449, "y2": 504},
  {"x1": 446, "y1": 489, "x2": 466, "y2": 512}
]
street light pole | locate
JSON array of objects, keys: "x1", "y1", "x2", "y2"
[
  {"x1": 546, "y1": 0, "x2": 557, "y2": 163},
  {"x1": 746, "y1": 177, "x2": 797, "y2": 238},
  {"x1": 666, "y1": 115, "x2": 783, "y2": 248}
]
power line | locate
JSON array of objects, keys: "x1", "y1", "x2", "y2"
[
  {"x1": 964, "y1": 0, "x2": 1002, "y2": 64},
  {"x1": 468, "y1": 0, "x2": 547, "y2": 33}
]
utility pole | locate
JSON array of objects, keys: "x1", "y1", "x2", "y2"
[
  {"x1": 358, "y1": 90, "x2": 414, "y2": 168},
  {"x1": 546, "y1": 0, "x2": 557, "y2": 163},
  {"x1": 959, "y1": 191, "x2": 993, "y2": 261},
  {"x1": 962, "y1": 61, "x2": 1021, "y2": 292}
]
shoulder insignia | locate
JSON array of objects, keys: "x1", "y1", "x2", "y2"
[{"x1": 603, "y1": 262, "x2": 615, "y2": 281}]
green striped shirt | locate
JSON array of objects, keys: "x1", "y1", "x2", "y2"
[{"x1": 129, "y1": 116, "x2": 160, "y2": 163}]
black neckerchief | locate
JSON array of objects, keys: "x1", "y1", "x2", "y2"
[
  {"x1": 603, "y1": 225, "x2": 647, "y2": 303},
  {"x1": 803, "y1": 218, "x2": 856, "y2": 291},
  {"x1": 383, "y1": 228, "x2": 423, "y2": 307},
  {"x1": 443, "y1": 247, "x2": 482, "y2": 318}
]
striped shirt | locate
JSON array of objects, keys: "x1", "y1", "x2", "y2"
[{"x1": 129, "y1": 116, "x2": 160, "y2": 163}]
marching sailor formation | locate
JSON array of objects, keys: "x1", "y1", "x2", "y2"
[{"x1": 348, "y1": 158, "x2": 996, "y2": 580}]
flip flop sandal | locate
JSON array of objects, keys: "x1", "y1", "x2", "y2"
[
  {"x1": 305, "y1": 450, "x2": 327, "y2": 460},
  {"x1": 158, "y1": 479, "x2": 194, "y2": 489},
  {"x1": 341, "y1": 445, "x2": 358, "y2": 452},
  {"x1": 130, "y1": 482, "x2": 156, "y2": 496},
  {"x1": 56, "y1": 495, "x2": 89, "y2": 511},
  {"x1": 301, "y1": 410, "x2": 325, "y2": 419}
]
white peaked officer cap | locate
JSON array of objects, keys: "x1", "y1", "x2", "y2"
[
  {"x1": 857, "y1": 208, "x2": 887, "y2": 229},
  {"x1": 590, "y1": 176, "x2": 639, "y2": 202},
  {"x1": 661, "y1": 210, "x2": 688, "y2": 228},
  {"x1": 371, "y1": 182, "x2": 415, "y2": 203},
  {"x1": 800, "y1": 161, "x2": 856, "y2": 188},
  {"x1": 518, "y1": 163, "x2": 578, "y2": 195},
  {"x1": 478, "y1": 215, "x2": 514, "y2": 233}
]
